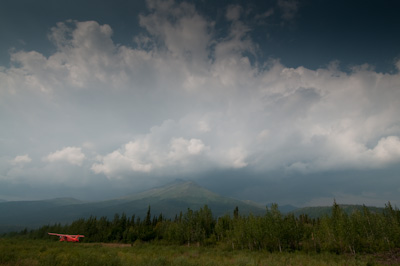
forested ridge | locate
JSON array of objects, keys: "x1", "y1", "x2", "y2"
[{"x1": 6, "y1": 201, "x2": 400, "y2": 254}]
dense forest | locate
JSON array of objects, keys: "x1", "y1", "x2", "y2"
[{"x1": 6, "y1": 201, "x2": 400, "y2": 254}]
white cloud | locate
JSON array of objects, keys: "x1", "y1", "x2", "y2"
[
  {"x1": 91, "y1": 125, "x2": 212, "y2": 179},
  {"x1": 91, "y1": 149, "x2": 153, "y2": 178},
  {"x1": 187, "y1": 139, "x2": 206, "y2": 155},
  {"x1": 224, "y1": 147, "x2": 248, "y2": 169},
  {"x1": 90, "y1": 116, "x2": 255, "y2": 178},
  {"x1": 10, "y1": 154, "x2": 32, "y2": 165},
  {"x1": 139, "y1": 0, "x2": 213, "y2": 64},
  {"x1": 44, "y1": 147, "x2": 86, "y2": 166},
  {"x1": 197, "y1": 120, "x2": 211, "y2": 132},
  {"x1": 3, "y1": 10, "x2": 399, "y2": 179},
  {"x1": 369, "y1": 136, "x2": 400, "y2": 164}
]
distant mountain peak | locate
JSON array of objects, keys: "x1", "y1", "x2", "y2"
[
  {"x1": 135, "y1": 180, "x2": 214, "y2": 200},
  {"x1": 165, "y1": 179, "x2": 198, "y2": 187},
  {"x1": 41, "y1": 197, "x2": 83, "y2": 205},
  {"x1": 0, "y1": 180, "x2": 267, "y2": 233},
  {"x1": 171, "y1": 178, "x2": 187, "y2": 184}
]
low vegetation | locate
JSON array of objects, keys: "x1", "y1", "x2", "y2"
[{"x1": 0, "y1": 238, "x2": 378, "y2": 265}]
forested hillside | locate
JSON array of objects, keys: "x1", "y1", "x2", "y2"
[
  {"x1": 10, "y1": 201, "x2": 400, "y2": 254},
  {"x1": 0, "y1": 181, "x2": 265, "y2": 233}
]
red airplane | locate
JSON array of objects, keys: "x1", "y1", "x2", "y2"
[{"x1": 48, "y1": 233, "x2": 85, "y2": 242}]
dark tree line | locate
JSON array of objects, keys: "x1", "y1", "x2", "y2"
[{"x1": 9, "y1": 202, "x2": 400, "y2": 254}]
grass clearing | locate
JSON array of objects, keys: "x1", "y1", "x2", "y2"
[{"x1": 0, "y1": 238, "x2": 384, "y2": 265}]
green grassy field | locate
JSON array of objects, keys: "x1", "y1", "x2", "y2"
[{"x1": 1, "y1": 238, "x2": 388, "y2": 266}]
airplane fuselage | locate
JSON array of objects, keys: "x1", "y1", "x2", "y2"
[{"x1": 48, "y1": 233, "x2": 84, "y2": 242}]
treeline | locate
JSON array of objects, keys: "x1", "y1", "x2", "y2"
[{"x1": 9, "y1": 201, "x2": 400, "y2": 254}]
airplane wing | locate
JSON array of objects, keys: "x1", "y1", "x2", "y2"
[
  {"x1": 48, "y1": 233, "x2": 66, "y2": 236},
  {"x1": 48, "y1": 233, "x2": 84, "y2": 237}
]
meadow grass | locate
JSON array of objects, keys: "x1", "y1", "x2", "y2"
[{"x1": 0, "y1": 238, "x2": 380, "y2": 265}]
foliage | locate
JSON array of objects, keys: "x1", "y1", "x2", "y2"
[{"x1": 4, "y1": 202, "x2": 400, "y2": 255}]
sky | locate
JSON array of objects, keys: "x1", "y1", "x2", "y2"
[{"x1": 1, "y1": 0, "x2": 400, "y2": 207}]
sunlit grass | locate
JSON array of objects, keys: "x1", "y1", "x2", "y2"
[{"x1": 0, "y1": 238, "x2": 378, "y2": 265}]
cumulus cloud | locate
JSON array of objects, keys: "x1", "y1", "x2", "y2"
[
  {"x1": 3, "y1": 4, "x2": 400, "y2": 179},
  {"x1": 369, "y1": 136, "x2": 400, "y2": 164},
  {"x1": 44, "y1": 147, "x2": 86, "y2": 166},
  {"x1": 91, "y1": 120, "x2": 214, "y2": 179},
  {"x1": 0, "y1": 0, "x2": 399, "y2": 204},
  {"x1": 139, "y1": 0, "x2": 213, "y2": 65},
  {"x1": 10, "y1": 154, "x2": 32, "y2": 165}
]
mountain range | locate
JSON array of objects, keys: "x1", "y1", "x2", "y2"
[
  {"x1": 0, "y1": 180, "x2": 267, "y2": 233},
  {"x1": 0, "y1": 180, "x2": 384, "y2": 234}
]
